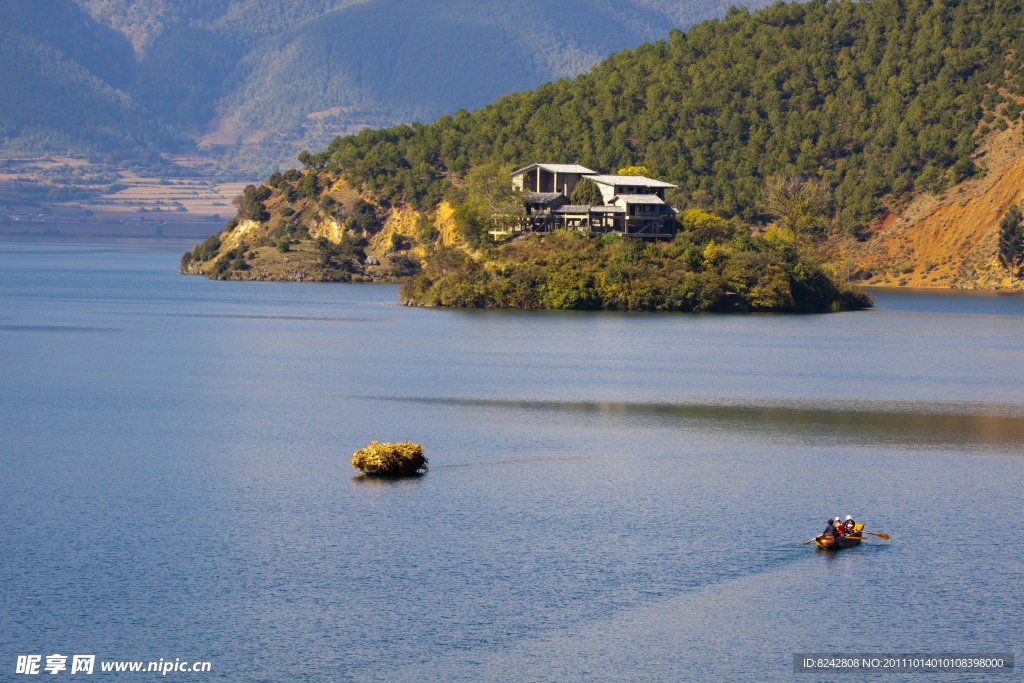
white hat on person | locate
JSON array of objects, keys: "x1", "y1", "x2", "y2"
[{"x1": 846, "y1": 515, "x2": 853, "y2": 520}]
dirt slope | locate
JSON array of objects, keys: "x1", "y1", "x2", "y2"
[{"x1": 849, "y1": 124, "x2": 1024, "y2": 289}]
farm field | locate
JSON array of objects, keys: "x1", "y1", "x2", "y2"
[{"x1": 0, "y1": 156, "x2": 254, "y2": 238}]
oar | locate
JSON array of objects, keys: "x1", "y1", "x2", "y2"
[
  {"x1": 863, "y1": 531, "x2": 890, "y2": 539},
  {"x1": 801, "y1": 536, "x2": 822, "y2": 545}
]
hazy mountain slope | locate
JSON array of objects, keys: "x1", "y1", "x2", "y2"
[
  {"x1": 69, "y1": 0, "x2": 363, "y2": 130},
  {"x1": 6, "y1": 0, "x2": 783, "y2": 168},
  {"x1": 69, "y1": 0, "x2": 376, "y2": 134},
  {"x1": 0, "y1": 1, "x2": 173, "y2": 158},
  {"x1": 70, "y1": 0, "x2": 232, "y2": 50},
  {"x1": 226, "y1": 0, "x2": 683, "y2": 135},
  {"x1": 205, "y1": 0, "x2": 787, "y2": 170},
  {"x1": 1, "y1": 0, "x2": 135, "y2": 88},
  {"x1": 71, "y1": 0, "x2": 375, "y2": 48},
  {"x1": 623, "y1": 0, "x2": 775, "y2": 30},
  {"x1": 129, "y1": 25, "x2": 242, "y2": 129},
  {"x1": 211, "y1": 0, "x2": 370, "y2": 40}
]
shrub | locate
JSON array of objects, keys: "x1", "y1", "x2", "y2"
[
  {"x1": 389, "y1": 254, "x2": 420, "y2": 277},
  {"x1": 679, "y1": 209, "x2": 728, "y2": 241},
  {"x1": 233, "y1": 185, "x2": 271, "y2": 222},
  {"x1": 417, "y1": 214, "x2": 438, "y2": 241},
  {"x1": 350, "y1": 199, "x2": 382, "y2": 234},
  {"x1": 301, "y1": 173, "x2": 320, "y2": 198},
  {"x1": 351, "y1": 442, "x2": 427, "y2": 475},
  {"x1": 192, "y1": 234, "x2": 221, "y2": 262}
]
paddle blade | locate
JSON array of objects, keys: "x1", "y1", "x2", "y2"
[{"x1": 867, "y1": 531, "x2": 890, "y2": 539}]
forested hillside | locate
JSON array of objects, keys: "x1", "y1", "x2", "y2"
[{"x1": 306, "y1": 0, "x2": 1024, "y2": 236}]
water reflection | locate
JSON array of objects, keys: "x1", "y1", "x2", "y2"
[
  {"x1": 138, "y1": 312, "x2": 389, "y2": 322},
  {"x1": 357, "y1": 395, "x2": 1024, "y2": 450},
  {"x1": 349, "y1": 473, "x2": 426, "y2": 488},
  {"x1": 815, "y1": 543, "x2": 893, "y2": 562},
  {"x1": 0, "y1": 324, "x2": 118, "y2": 333}
]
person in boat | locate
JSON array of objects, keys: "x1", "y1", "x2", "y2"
[
  {"x1": 834, "y1": 515, "x2": 845, "y2": 535},
  {"x1": 822, "y1": 519, "x2": 838, "y2": 538},
  {"x1": 844, "y1": 515, "x2": 857, "y2": 536}
]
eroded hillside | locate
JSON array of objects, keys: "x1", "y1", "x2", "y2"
[
  {"x1": 848, "y1": 124, "x2": 1024, "y2": 290},
  {"x1": 179, "y1": 171, "x2": 457, "y2": 282}
]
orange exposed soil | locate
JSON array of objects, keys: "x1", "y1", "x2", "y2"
[{"x1": 849, "y1": 124, "x2": 1024, "y2": 290}]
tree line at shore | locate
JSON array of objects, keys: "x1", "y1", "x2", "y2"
[{"x1": 400, "y1": 215, "x2": 871, "y2": 313}]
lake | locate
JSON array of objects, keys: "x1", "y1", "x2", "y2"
[{"x1": 1, "y1": 241, "x2": 1021, "y2": 680}]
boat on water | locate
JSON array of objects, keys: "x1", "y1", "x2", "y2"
[
  {"x1": 806, "y1": 522, "x2": 887, "y2": 549},
  {"x1": 815, "y1": 534, "x2": 864, "y2": 550}
]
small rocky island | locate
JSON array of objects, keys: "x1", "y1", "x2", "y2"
[{"x1": 181, "y1": 163, "x2": 871, "y2": 313}]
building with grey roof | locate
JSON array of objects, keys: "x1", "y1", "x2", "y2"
[
  {"x1": 512, "y1": 163, "x2": 598, "y2": 199},
  {"x1": 505, "y1": 162, "x2": 678, "y2": 238}
]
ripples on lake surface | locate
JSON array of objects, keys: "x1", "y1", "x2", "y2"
[{"x1": 1, "y1": 241, "x2": 1021, "y2": 681}]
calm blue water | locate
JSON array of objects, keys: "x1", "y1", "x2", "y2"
[{"x1": 1, "y1": 241, "x2": 1021, "y2": 681}]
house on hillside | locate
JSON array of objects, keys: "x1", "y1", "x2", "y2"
[
  {"x1": 507, "y1": 163, "x2": 678, "y2": 238},
  {"x1": 511, "y1": 163, "x2": 596, "y2": 198}
]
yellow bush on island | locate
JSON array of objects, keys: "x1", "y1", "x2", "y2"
[{"x1": 351, "y1": 441, "x2": 428, "y2": 476}]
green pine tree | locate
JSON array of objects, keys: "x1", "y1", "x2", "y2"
[
  {"x1": 570, "y1": 177, "x2": 603, "y2": 206},
  {"x1": 998, "y1": 203, "x2": 1024, "y2": 283}
]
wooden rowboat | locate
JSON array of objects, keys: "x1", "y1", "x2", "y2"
[{"x1": 816, "y1": 534, "x2": 864, "y2": 550}]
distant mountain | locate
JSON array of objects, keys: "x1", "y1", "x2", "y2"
[
  {"x1": 1, "y1": 0, "x2": 774, "y2": 171},
  {"x1": 222, "y1": 0, "x2": 750, "y2": 141},
  {"x1": 0, "y1": 0, "x2": 175, "y2": 160}
]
